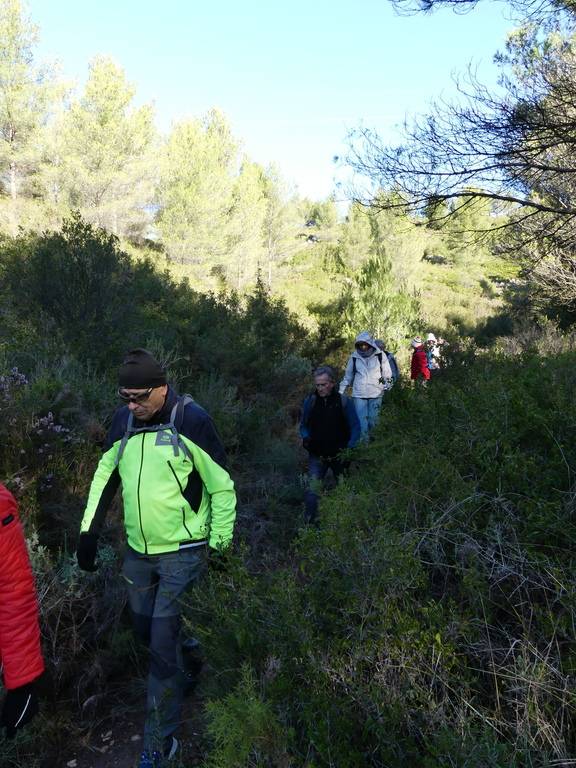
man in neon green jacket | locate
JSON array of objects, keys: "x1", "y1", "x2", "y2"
[{"x1": 77, "y1": 349, "x2": 236, "y2": 767}]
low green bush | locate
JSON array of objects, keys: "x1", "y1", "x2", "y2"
[{"x1": 192, "y1": 350, "x2": 576, "y2": 766}]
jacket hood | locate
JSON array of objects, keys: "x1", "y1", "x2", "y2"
[{"x1": 353, "y1": 331, "x2": 378, "y2": 356}]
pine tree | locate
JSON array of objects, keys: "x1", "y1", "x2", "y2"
[
  {"x1": 261, "y1": 166, "x2": 300, "y2": 287},
  {"x1": 157, "y1": 109, "x2": 238, "y2": 270},
  {"x1": 343, "y1": 246, "x2": 422, "y2": 351},
  {"x1": 0, "y1": 0, "x2": 59, "y2": 233},
  {"x1": 227, "y1": 160, "x2": 267, "y2": 288},
  {"x1": 43, "y1": 57, "x2": 156, "y2": 238}
]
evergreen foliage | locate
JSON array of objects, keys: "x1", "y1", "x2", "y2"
[
  {"x1": 43, "y1": 57, "x2": 156, "y2": 238},
  {"x1": 261, "y1": 167, "x2": 301, "y2": 288},
  {"x1": 157, "y1": 110, "x2": 239, "y2": 267},
  {"x1": 0, "y1": 0, "x2": 59, "y2": 233},
  {"x1": 227, "y1": 160, "x2": 267, "y2": 288},
  {"x1": 342, "y1": 248, "x2": 423, "y2": 350}
]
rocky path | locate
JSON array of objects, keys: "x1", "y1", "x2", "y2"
[{"x1": 59, "y1": 680, "x2": 207, "y2": 768}]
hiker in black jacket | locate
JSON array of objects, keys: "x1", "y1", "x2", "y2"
[{"x1": 300, "y1": 365, "x2": 360, "y2": 523}]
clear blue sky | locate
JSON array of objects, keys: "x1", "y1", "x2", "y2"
[{"x1": 29, "y1": 0, "x2": 514, "y2": 202}]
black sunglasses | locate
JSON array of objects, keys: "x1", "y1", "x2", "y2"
[{"x1": 118, "y1": 387, "x2": 153, "y2": 403}]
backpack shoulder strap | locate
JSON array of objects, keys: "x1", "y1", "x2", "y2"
[
  {"x1": 115, "y1": 410, "x2": 135, "y2": 467},
  {"x1": 169, "y1": 394, "x2": 196, "y2": 461},
  {"x1": 114, "y1": 395, "x2": 198, "y2": 467},
  {"x1": 173, "y1": 394, "x2": 195, "y2": 430},
  {"x1": 376, "y1": 351, "x2": 384, "y2": 379}
]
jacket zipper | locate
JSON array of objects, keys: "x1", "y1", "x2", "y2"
[
  {"x1": 137, "y1": 434, "x2": 147, "y2": 553},
  {"x1": 167, "y1": 460, "x2": 194, "y2": 538}
]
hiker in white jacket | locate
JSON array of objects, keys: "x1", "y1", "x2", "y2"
[{"x1": 339, "y1": 331, "x2": 393, "y2": 439}]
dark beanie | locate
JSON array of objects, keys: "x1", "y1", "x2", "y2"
[{"x1": 118, "y1": 349, "x2": 167, "y2": 389}]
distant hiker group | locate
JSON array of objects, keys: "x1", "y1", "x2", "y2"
[
  {"x1": 411, "y1": 332, "x2": 448, "y2": 383},
  {"x1": 300, "y1": 329, "x2": 447, "y2": 525}
]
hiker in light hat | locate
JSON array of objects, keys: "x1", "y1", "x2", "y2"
[
  {"x1": 425, "y1": 332, "x2": 447, "y2": 375},
  {"x1": 339, "y1": 332, "x2": 395, "y2": 440}
]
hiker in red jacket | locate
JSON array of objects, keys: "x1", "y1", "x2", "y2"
[
  {"x1": 0, "y1": 484, "x2": 44, "y2": 738},
  {"x1": 410, "y1": 337, "x2": 431, "y2": 384}
]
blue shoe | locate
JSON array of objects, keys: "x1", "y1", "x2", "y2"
[
  {"x1": 138, "y1": 750, "x2": 162, "y2": 768},
  {"x1": 138, "y1": 737, "x2": 178, "y2": 767}
]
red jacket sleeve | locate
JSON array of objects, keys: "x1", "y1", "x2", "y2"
[{"x1": 0, "y1": 485, "x2": 45, "y2": 690}]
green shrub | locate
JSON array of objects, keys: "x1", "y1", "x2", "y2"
[
  {"x1": 203, "y1": 664, "x2": 292, "y2": 768},
  {"x1": 190, "y1": 350, "x2": 576, "y2": 765}
]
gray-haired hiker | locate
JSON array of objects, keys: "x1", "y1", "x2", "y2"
[
  {"x1": 339, "y1": 332, "x2": 394, "y2": 440},
  {"x1": 76, "y1": 349, "x2": 237, "y2": 768},
  {"x1": 300, "y1": 365, "x2": 360, "y2": 524}
]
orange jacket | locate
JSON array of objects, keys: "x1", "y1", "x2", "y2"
[{"x1": 0, "y1": 484, "x2": 44, "y2": 690}]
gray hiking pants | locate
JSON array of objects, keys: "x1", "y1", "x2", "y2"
[{"x1": 122, "y1": 544, "x2": 207, "y2": 749}]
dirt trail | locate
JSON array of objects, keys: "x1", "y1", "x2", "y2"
[{"x1": 60, "y1": 686, "x2": 206, "y2": 768}]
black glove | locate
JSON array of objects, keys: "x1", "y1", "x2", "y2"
[
  {"x1": 76, "y1": 532, "x2": 99, "y2": 572},
  {"x1": 302, "y1": 437, "x2": 311, "y2": 451},
  {"x1": 209, "y1": 549, "x2": 230, "y2": 573},
  {"x1": 1, "y1": 682, "x2": 39, "y2": 738}
]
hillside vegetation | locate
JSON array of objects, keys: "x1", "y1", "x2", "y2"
[
  {"x1": 0, "y1": 214, "x2": 574, "y2": 768},
  {"x1": 194, "y1": 342, "x2": 576, "y2": 766},
  {"x1": 2, "y1": 0, "x2": 576, "y2": 766}
]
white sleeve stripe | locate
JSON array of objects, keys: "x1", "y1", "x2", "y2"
[{"x1": 14, "y1": 694, "x2": 32, "y2": 728}]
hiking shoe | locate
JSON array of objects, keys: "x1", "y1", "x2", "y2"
[
  {"x1": 138, "y1": 750, "x2": 162, "y2": 768},
  {"x1": 137, "y1": 738, "x2": 178, "y2": 768}
]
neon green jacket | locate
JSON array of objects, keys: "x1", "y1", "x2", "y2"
[{"x1": 80, "y1": 389, "x2": 236, "y2": 554}]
